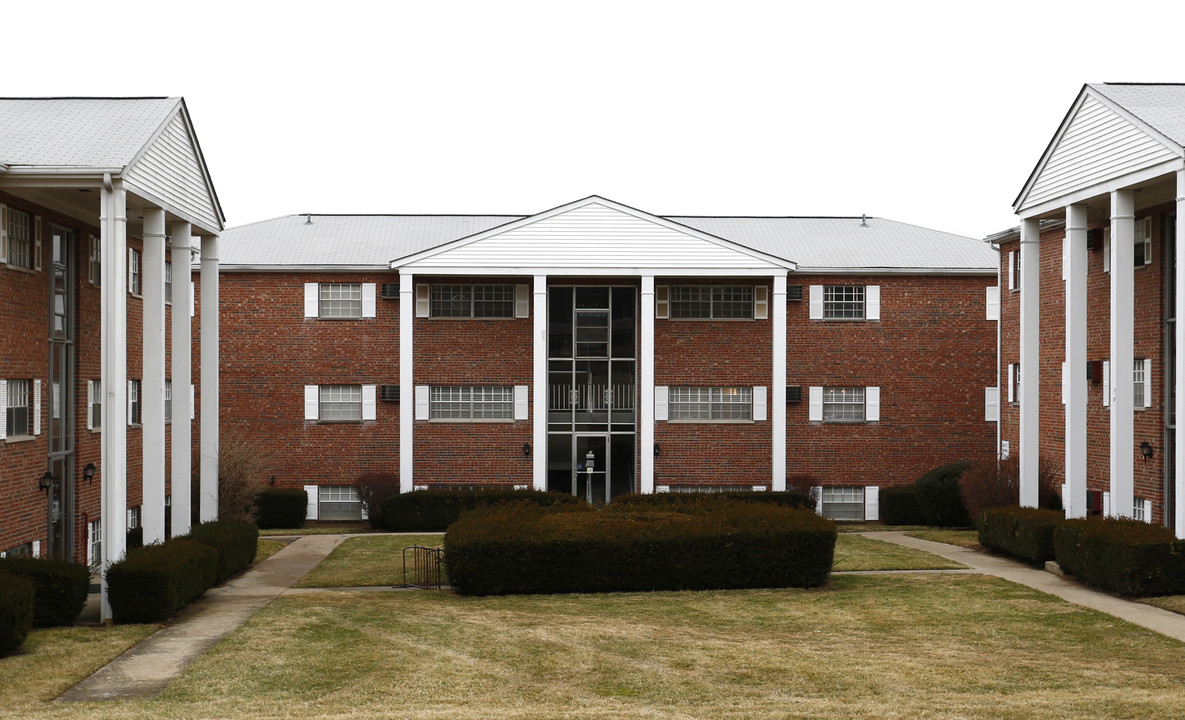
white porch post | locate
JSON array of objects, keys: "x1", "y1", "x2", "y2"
[
  {"x1": 99, "y1": 176, "x2": 128, "y2": 622},
  {"x1": 170, "y1": 222, "x2": 192, "y2": 536},
  {"x1": 1177, "y1": 169, "x2": 1185, "y2": 537},
  {"x1": 142, "y1": 209, "x2": 167, "y2": 543},
  {"x1": 399, "y1": 273, "x2": 413, "y2": 493},
  {"x1": 1019, "y1": 217, "x2": 1041, "y2": 508},
  {"x1": 532, "y1": 275, "x2": 547, "y2": 490},
  {"x1": 1064, "y1": 204, "x2": 1088, "y2": 518},
  {"x1": 772, "y1": 275, "x2": 787, "y2": 491},
  {"x1": 640, "y1": 276, "x2": 656, "y2": 494},
  {"x1": 199, "y1": 236, "x2": 219, "y2": 522},
  {"x1": 1110, "y1": 189, "x2": 1135, "y2": 518}
]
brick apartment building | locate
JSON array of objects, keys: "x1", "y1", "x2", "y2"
[
  {"x1": 214, "y1": 196, "x2": 998, "y2": 522},
  {"x1": 994, "y1": 83, "x2": 1185, "y2": 536},
  {"x1": 0, "y1": 98, "x2": 223, "y2": 620}
]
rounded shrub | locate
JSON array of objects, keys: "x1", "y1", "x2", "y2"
[
  {"x1": 254, "y1": 488, "x2": 308, "y2": 530},
  {"x1": 1054, "y1": 517, "x2": 1185, "y2": 596},
  {"x1": 914, "y1": 461, "x2": 972, "y2": 527},
  {"x1": 107, "y1": 539, "x2": 218, "y2": 623},
  {"x1": 382, "y1": 488, "x2": 582, "y2": 532},
  {"x1": 0, "y1": 556, "x2": 90, "y2": 627},
  {"x1": 979, "y1": 507, "x2": 1063, "y2": 565},
  {"x1": 186, "y1": 520, "x2": 259, "y2": 584},
  {"x1": 0, "y1": 574, "x2": 34, "y2": 656},
  {"x1": 613, "y1": 490, "x2": 814, "y2": 510},
  {"x1": 879, "y1": 485, "x2": 926, "y2": 525}
]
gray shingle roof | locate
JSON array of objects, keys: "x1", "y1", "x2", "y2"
[
  {"x1": 1090, "y1": 83, "x2": 1185, "y2": 149},
  {"x1": 0, "y1": 97, "x2": 180, "y2": 168},
  {"x1": 220, "y1": 210, "x2": 994, "y2": 272}
]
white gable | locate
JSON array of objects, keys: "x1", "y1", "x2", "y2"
[
  {"x1": 123, "y1": 109, "x2": 223, "y2": 234},
  {"x1": 397, "y1": 199, "x2": 790, "y2": 275},
  {"x1": 1018, "y1": 92, "x2": 1180, "y2": 213}
]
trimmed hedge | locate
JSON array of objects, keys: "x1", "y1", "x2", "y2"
[
  {"x1": 254, "y1": 488, "x2": 308, "y2": 530},
  {"x1": 445, "y1": 500, "x2": 837, "y2": 596},
  {"x1": 382, "y1": 489, "x2": 583, "y2": 532},
  {"x1": 0, "y1": 557, "x2": 90, "y2": 627},
  {"x1": 0, "y1": 574, "x2": 33, "y2": 656},
  {"x1": 614, "y1": 490, "x2": 814, "y2": 510},
  {"x1": 187, "y1": 520, "x2": 259, "y2": 584},
  {"x1": 107, "y1": 540, "x2": 218, "y2": 623},
  {"x1": 915, "y1": 462, "x2": 972, "y2": 527},
  {"x1": 1054, "y1": 517, "x2": 1185, "y2": 596},
  {"x1": 879, "y1": 486, "x2": 927, "y2": 526},
  {"x1": 979, "y1": 507, "x2": 1064, "y2": 565}
]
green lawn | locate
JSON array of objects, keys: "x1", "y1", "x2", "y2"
[
  {"x1": 258, "y1": 525, "x2": 370, "y2": 537},
  {"x1": 294, "y1": 534, "x2": 444, "y2": 588},
  {"x1": 833, "y1": 533, "x2": 966, "y2": 571},
  {"x1": 905, "y1": 529, "x2": 982, "y2": 549}
]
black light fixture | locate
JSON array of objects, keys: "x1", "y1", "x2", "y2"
[
  {"x1": 39, "y1": 470, "x2": 55, "y2": 493},
  {"x1": 653, "y1": 443, "x2": 661, "y2": 458},
  {"x1": 522, "y1": 442, "x2": 531, "y2": 458},
  {"x1": 83, "y1": 462, "x2": 96, "y2": 484},
  {"x1": 1140, "y1": 441, "x2": 1154, "y2": 461}
]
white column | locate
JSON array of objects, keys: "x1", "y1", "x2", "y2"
[
  {"x1": 99, "y1": 176, "x2": 128, "y2": 622},
  {"x1": 772, "y1": 275, "x2": 787, "y2": 491},
  {"x1": 1176, "y1": 169, "x2": 1185, "y2": 537},
  {"x1": 170, "y1": 222, "x2": 193, "y2": 537},
  {"x1": 1110, "y1": 190, "x2": 1135, "y2": 518},
  {"x1": 1018, "y1": 217, "x2": 1041, "y2": 508},
  {"x1": 532, "y1": 275, "x2": 547, "y2": 490},
  {"x1": 640, "y1": 276, "x2": 656, "y2": 494},
  {"x1": 199, "y1": 236, "x2": 219, "y2": 522},
  {"x1": 399, "y1": 273, "x2": 413, "y2": 493},
  {"x1": 142, "y1": 209, "x2": 167, "y2": 543},
  {"x1": 1064, "y1": 204, "x2": 1088, "y2": 518}
]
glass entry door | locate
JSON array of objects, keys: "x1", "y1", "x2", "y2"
[{"x1": 574, "y1": 434, "x2": 609, "y2": 505}]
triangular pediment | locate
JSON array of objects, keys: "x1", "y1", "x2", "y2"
[{"x1": 394, "y1": 196, "x2": 793, "y2": 274}]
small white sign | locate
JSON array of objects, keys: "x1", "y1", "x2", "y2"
[{"x1": 1000, "y1": 441, "x2": 1011, "y2": 460}]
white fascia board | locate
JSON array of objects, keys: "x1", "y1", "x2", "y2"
[
  {"x1": 123, "y1": 182, "x2": 223, "y2": 238},
  {"x1": 0, "y1": 169, "x2": 119, "y2": 185},
  {"x1": 218, "y1": 264, "x2": 390, "y2": 273},
  {"x1": 396, "y1": 265, "x2": 790, "y2": 277},
  {"x1": 1017, "y1": 158, "x2": 1185, "y2": 218},
  {"x1": 790, "y1": 266, "x2": 995, "y2": 276}
]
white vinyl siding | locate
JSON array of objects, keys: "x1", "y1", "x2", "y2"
[{"x1": 122, "y1": 111, "x2": 222, "y2": 232}]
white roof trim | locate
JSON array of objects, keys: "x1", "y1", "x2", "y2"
[
  {"x1": 1017, "y1": 157, "x2": 1185, "y2": 220},
  {"x1": 403, "y1": 266, "x2": 788, "y2": 278},
  {"x1": 791, "y1": 266, "x2": 994, "y2": 276}
]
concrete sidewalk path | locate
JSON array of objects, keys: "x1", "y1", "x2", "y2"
[
  {"x1": 58, "y1": 534, "x2": 347, "y2": 702},
  {"x1": 862, "y1": 531, "x2": 1185, "y2": 643}
]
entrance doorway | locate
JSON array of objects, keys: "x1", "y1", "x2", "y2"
[{"x1": 46, "y1": 225, "x2": 76, "y2": 559}]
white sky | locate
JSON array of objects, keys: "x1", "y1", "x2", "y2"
[{"x1": 8, "y1": 0, "x2": 1185, "y2": 239}]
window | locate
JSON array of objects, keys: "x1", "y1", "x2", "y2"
[
  {"x1": 320, "y1": 385, "x2": 363, "y2": 421},
  {"x1": 126, "y1": 506, "x2": 141, "y2": 530},
  {"x1": 1134, "y1": 359, "x2": 1146, "y2": 408},
  {"x1": 89, "y1": 235, "x2": 101, "y2": 286},
  {"x1": 89, "y1": 379, "x2": 102, "y2": 431},
  {"x1": 5, "y1": 379, "x2": 31, "y2": 437},
  {"x1": 668, "y1": 387, "x2": 753, "y2": 421},
  {"x1": 1009, "y1": 363, "x2": 1020, "y2": 404},
  {"x1": 128, "y1": 248, "x2": 142, "y2": 295},
  {"x1": 319, "y1": 283, "x2": 362, "y2": 319},
  {"x1": 165, "y1": 261, "x2": 173, "y2": 303},
  {"x1": 88, "y1": 519, "x2": 102, "y2": 569},
  {"x1": 823, "y1": 387, "x2": 865, "y2": 422},
  {"x1": 824, "y1": 286, "x2": 865, "y2": 319},
  {"x1": 821, "y1": 487, "x2": 865, "y2": 521},
  {"x1": 165, "y1": 380, "x2": 173, "y2": 423},
  {"x1": 129, "y1": 380, "x2": 141, "y2": 425},
  {"x1": 430, "y1": 386, "x2": 514, "y2": 419},
  {"x1": 1010, "y1": 250, "x2": 1021, "y2": 291},
  {"x1": 319, "y1": 485, "x2": 362, "y2": 521},
  {"x1": 1133, "y1": 498, "x2": 1150, "y2": 523},
  {"x1": 669, "y1": 285, "x2": 754, "y2": 319},
  {"x1": 431, "y1": 284, "x2": 514, "y2": 318},
  {"x1": 7, "y1": 208, "x2": 32, "y2": 269}
]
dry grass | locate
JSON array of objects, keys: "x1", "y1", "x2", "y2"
[
  {"x1": 833, "y1": 534, "x2": 965, "y2": 571},
  {"x1": 258, "y1": 526, "x2": 369, "y2": 537},
  {"x1": 906, "y1": 529, "x2": 983, "y2": 549},
  {"x1": 295, "y1": 534, "x2": 445, "y2": 588},
  {"x1": 1142, "y1": 595, "x2": 1185, "y2": 616},
  {"x1": 253, "y1": 539, "x2": 286, "y2": 566}
]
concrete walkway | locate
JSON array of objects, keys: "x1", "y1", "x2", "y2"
[
  {"x1": 862, "y1": 531, "x2": 1185, "y2": 643},
  {"x1": 58, "y1": 534, "x2": 346, "y2": 702}
]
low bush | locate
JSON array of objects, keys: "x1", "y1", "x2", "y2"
[
  {"x1": 958, "y1": 460, "x2": 1017, "y2": 528},
  {"x1": 106, "y1": 540, "x2": 218, "y2": 623},
  {"x1": 127, "y1": 526, "x2": 144, "y2": 550},
  {"x1": 357, "y1": 473, "x2": 400, "y2": 529},
  {"x1": 879, "y1": 486, "x2": 927, "y2": 525},
  {"x1": 382, "y1": 488, "x2": 583, "y2": 532},
  {"x1": 254, "y1": 488, "x2": 308, "y2": 530},
  {"x1": 0, "y1": 556, "x2": 90, "y2": 627},
  {"x1": 0, "y1": 574, "x2": 33, "y2": 656},
  {"x1": 915, "y1": 462, "x2": 972, "y2": 527},
  {"x1": 979, "y1": 507, "x2": 1064, "y2": 565},
  {"x1": 445, "y1": 500, "x2": 837, "y2": 596},
  {"x1": 1054, "y1": 517, "x2": 1185, "y2": 596},
  {"x1": 614, "y1": 491, "x2": 814, "y2": 510},
  {"x1": 187, "y1": 520, "x2": 259, "y2": 584}
]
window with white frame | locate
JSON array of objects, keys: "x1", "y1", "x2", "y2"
[
  {"x1": 668, "y1": 387, "x2": 753, "y2": 421},
  {"x1": 430, "y1": 386, "x2": 514, "y2": 419},
  {"x1": 128, "y1": 248, "x2": 142, "y2": 295},
  {"x1": 669, "y1": 285, "x2": 754, "y2": 319},
  {"x1": 1134, "y1": 359, "x2": 1146, "y2": 408},
  {"x1": 88, "y1": 519, "x2": 102, "y2": 569},
  {"x1": 319, "y1": 283, "x2": 363, "y2": 319},
  {"x1": 89, "y1": 235, "x2": 101, "y2": 286},
  {"x1": 1009, "y1": 363, "x2": 1020, "y2": 404},
  {"x1": 165, "y1": 261, "x2": 173, "y2": 303},
  {"x1": 127, "y1": 505, "x2": 141, "y2": 530},
  {"x1": 319, "y1": 485, "x2": 362, "y2": 521},
  {"x1": 89, "y1": 379, "x2": 102, "y2": 430},
  {"x1": 1010, "y1": 250, "x2": 1021, "y2": 291},
  {"x1": 320, "y1": 385, "x2": 363, "y2": 421},
  {"x1": 822, "y1": 387, "x2": 865, "y2": 421},
  {"x1": 821, "y1": 486, "x2": 865, "y2": 521},
  {"x1": 430, "y1": 284, "x2": 515, "y2": 318},
  {"x1": 5, "y1": 379, "x2": 32, "y2": 437},
  {"x1": 7, "y1": 208, "x2": 32, "y2": 269},
  {"x1": 129, "y1": 379, "x2": 141, "y2": 425},
  {"x1": 823, "y1": 286, "x2": 865, "y2": 319},
  {"x1": 1133, "y1": 498, "x2": 1150, "y2": 523},
  {"x1": 165, "y1": 380, "x2": 173, "y2": 423}
]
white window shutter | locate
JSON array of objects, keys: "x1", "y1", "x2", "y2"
[
  {"x1": 415, "y1": 284, "x2": 430, "y2": 317},
  {"x1": 1103, "y1": 230, "x2": 1111, "y2": 273},
  {"x1": 360, "y1": 502, "x2": 369, "y2": 521},
  {"x1": 1103, "y1": 491, "x2": 1111, "y2": 517},
  {"x1": 127, "y1": 248, "x2": 134, "y2": 293},
  {"x1": 808, "y1": 386, "x2": 823, "y2": 422},
  {"x1": 304, "y1": 283, "x2": 319, "y2": 317},
  {"x1": 752, "y1": 386, "x2": 767, "y2": 421},
  {"x1": 1061, "y1": 234, "x2": 1068, "y2": 281},
  {"x1": 1144, "y1": 358, "x2": 1153, "y2": 408},
  {"x1": 865, "y1": 286, "x2": 880, "y2": 320},
  {"x1": 1008, "y1": 251, "x2": 1016, "y2": 290},
  {"x1": 1007, "y1": 364, "x2": 1015, "y2": 404},
  {"x1": 985, "y1": 387, "x2": 999, "y2": 422},
  {"x1": 127, "y1": 380, "x2": 134, "y2": 426},
  {"x1": 0, "y1": 205, "x2": 8, "y2": 263},
  {"x1": 190, "y1": 384, "x2": 195, "y2": 420},
  {"x1": 865, "y1": 386, "x2": 880, "y2": 422},
  {"x1": 361, "y1": 385, "x2": 377, "y2": 420},
  {"x1": 864, "y1": 486, "x2": 880, "y2": 521},
  {"x1": 33, "y1": 379, "x2": 41, "y2": 435},
  {"x1": 515, "y1": 284, "x2": 529, "y2": 318},
  {"x1": 189, "y1": 280, "x2": 195, "y2": 317},
  {"x1": 1143, "y1": 499, "x2": 1153, "y2": 523},
  {"x1": 754, "y1": 285, "x2": 769, "y2": 320},
  {"x1": 361, "y1": 283, "x2": 377, "y2": 318},
  {"x1": 514, "y1": 385, "x2": 529, "y2": 420},
  {"x1": 985, "y1": 286, "x2": 1000, "y2": 321},
  {"x1": 1102, "y1": 360, "x2": 1111, "y2": 407},
  {"x1": 304, "y1": 385, "x2": 320, "y2": 420},
  {"x1": 813, "y1": 487, "x2": 824, "y2": 515},
  {"x1": 655, "y1": 285, "x2": 669, "y2": 319},
  {"x1": 304, "y1": 485, "x2": 319, "y2": 520},
  {"x1": 809, "y1": 285, "x2": 824, "y2": 319},
  {"x1": 32, "y1": 540, "x2": 40, "y2": 558},
  {"x1": 415, "y1": 385, "x2": 430, "y2": 420},
  {"x1": 86, "y1": 524, "x2": 94, "y2": 567},
  {"x1": 86, "y1": 380, "x2": 94, "y2": 431},
  {"x1": 0, "y1": 380, "x2": 7, "y2": 437},
  {"x1": 33, "y1": 216, "x2": 42, "y2": 271},
  {"x1": 1061, "y1": 361, "x2": 1067, "y2": 405},
  {"x1": 654, "y1": 386, "x2": 669, "y2": 421}
]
